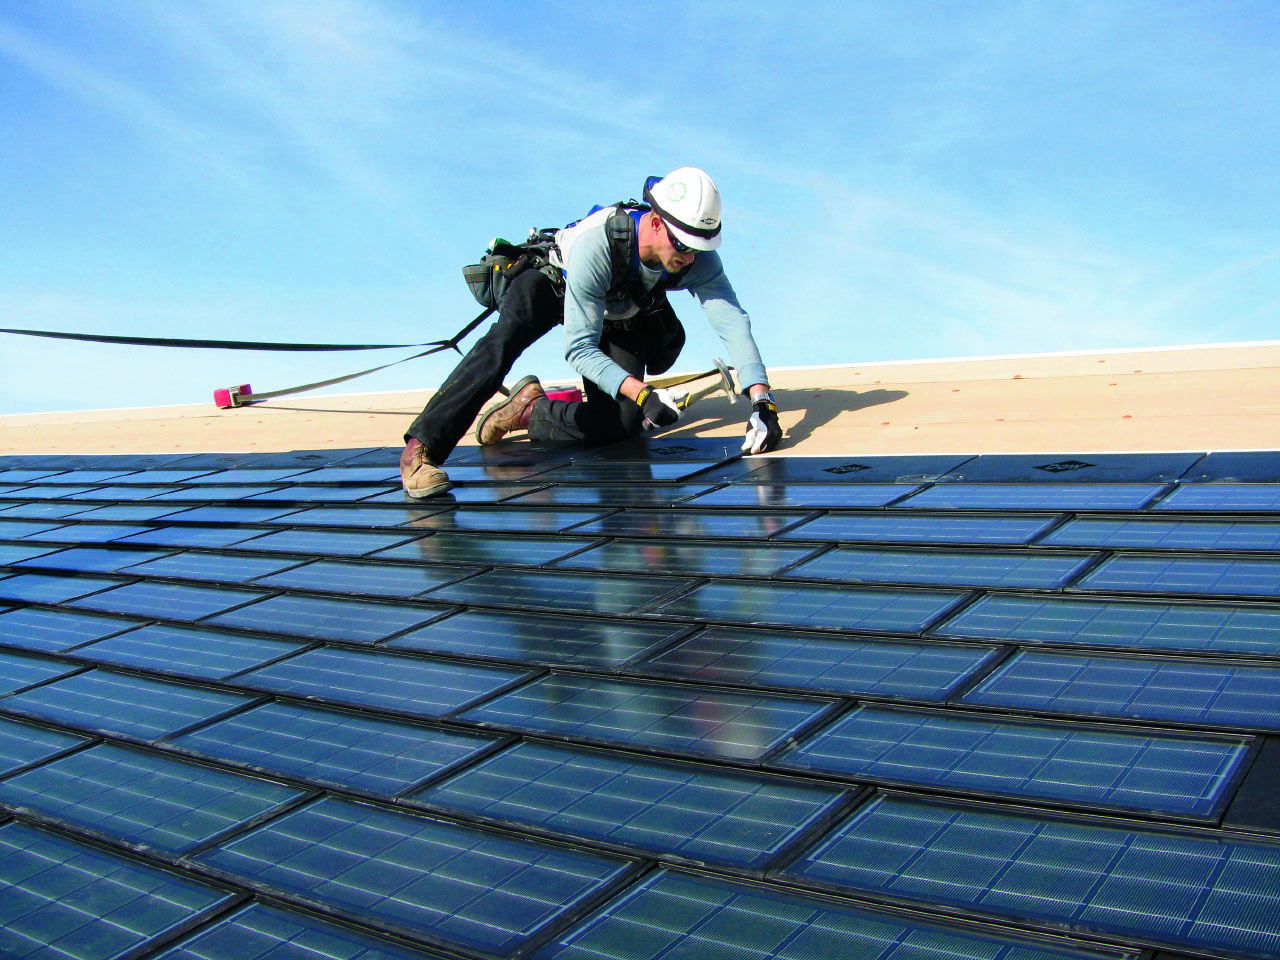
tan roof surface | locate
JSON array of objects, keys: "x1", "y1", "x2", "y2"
[{"x1": 2, "y1": 341, "x2": 1276, "y2": 457}]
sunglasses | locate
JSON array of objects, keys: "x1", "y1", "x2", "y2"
[{"x1": 661, "y1": 219, "x2": 694, "y2": 255}]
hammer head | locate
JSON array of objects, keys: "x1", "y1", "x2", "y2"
[{"x1": 714, "y1": 357, "x2": 740, "y2": 405}]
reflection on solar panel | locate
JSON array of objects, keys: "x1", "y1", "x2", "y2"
[
  {"x1": 782, "y1": 794, "x2": 1280, "y2": 957},
  {"x1": 151, "y1": 484, "x2": 284, "y2": 500},
  {"x1": 1, "y1": 669, "x2": 253, "y2": 741},
  {"x1": 505, "y1": 484, "x2": 713, "y2": 506},
  {"x1": 388, "y1": 609, "x2": 687, "y2": 668},
  {"x1": 70, "y1": 580, "x2": 267, "y2": 620},
  {"x1": 934, "y1": 594, "x2": 1280, "y2": 654},
  {"x1": 1076, "y1": 554, "x2": 1280, "y2": 597},
  {"x1": 539, "y1": 461, "x2": 719, "y2": 482},
  {"x1": 1156, "y1": 483, "x2": 1280, "y2": 512},
  {"x1": 0, "y1": 743, "x2": 303, "y2": 854},
  {"x1": 571, "y1": 508, "x2": 814, "y2": 539},
  {"x1": 235, "y1": 647, "x2": 528, "y2": 718},
  {"x1": 248, "y1": 484, "x2": 391, "y2": 502},
  {"x1": 786, "y1": 545, "x2": 1095, "y2": 588},
  {"x1": 0, "y1": 821, "x2": 235, "y2": 958},
  {"x1": 0, "y1": 715, "x2": 87, "y2": 774},
  {"x1": 554, "y1": 538, "x2": 817, "y2": 576},
  {"x1": 779, "y1": 705, "x2": 1248, "y2": 816},
  {"x1": 1041, "y1": 515, "x2": 1280, "y2": 551},
  {"x1": 231, "y1": 528, "x2": 423, "y2": 556},
  {"x1": 653, "y1": 580, "x2": 966, "y2": 633},
  {"x1": 404, "y1": 505, "x2": 608, "y2": 534},
  {"x1": 429, "y1": 568, "x2": 693, "y2": 615},
  {"x1": 963, "y1": 650, "x2": 1280, "y2": 730},
  {"x1": 372, "y1": 532, "x2": 600, "y2": 565},
  {"x1": 170, "y1": 700, "x2": 498, "y2": 796},
  {"x1": 681, "y1": 483, "x2": 916, "y2": 508},
  {"x1": 461, "y1": 674, "x2": 833, "y2": 760},
  {"x1": 151, "y1": 902, "x2": 452, "y2": 960},
  {"x1": 0, "y1": 607, "x2": 137, "y2": 652},
  {"x1": 778, "y1": 512, "x2": 1060, "y2": 544},
  {"x1": 74, "y1": 623, "x2": 303, "y2": 679},
  {"x1": 267, "y1": 504, "x2": 443, "y2": 526},
  {"x1": 283, "y1": 466, "x2": 398, "y2": 483},
  {"x1": 207, "y1": 593, "x2": 450, "y2": 642},
  {"x1": 411, "y1": 741, "x2": 847, "y2": 868},
  {"x1": 253, "y1": 558, "x2": 477, "y2": 597},
  {"x1": 637, "y1": 626, "x2": 995, "y2": 699},
  {"x1": 193, "y1": 796, "x2": 634, "y2": 955},
  {"x1": 898, "y1": 483, "x2": 1164, "y2": 510},
  {"x1": 535, "y1": 869, "x2": 1124, "y2": 960}
]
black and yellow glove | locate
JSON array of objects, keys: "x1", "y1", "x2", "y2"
[{"x1": 742, "y1": 392, "x2": 782, "y2": 454}]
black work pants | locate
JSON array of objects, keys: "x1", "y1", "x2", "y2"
[{"x1": 405, "y1": 269, "x2": 659, "y2": 463}]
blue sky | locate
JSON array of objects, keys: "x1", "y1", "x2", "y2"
[{"x1": 1, "y1": 1, "x2": 1277, "y2": 415}]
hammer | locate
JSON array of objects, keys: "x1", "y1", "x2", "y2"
[{"x1": 672, "y1": 358, "x2": 739, "y2": 411}]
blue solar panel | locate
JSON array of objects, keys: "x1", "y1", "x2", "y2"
[
  {"x1": 169, "y1": 700, "x2": 499, "y2": 797},
  {"x1": 652, "y1": 581, "x2": 967, "y2": 633},
  {"x1": 636, "y1": 627, "x2": 997, "y2": 698},
  {"x1": 207, "y1": 594, "x2": 452, "y2": 643},
  {"x1": 0, "y1": 716, "x2": 88, "y2": 775},
  {"x1": 364, "y1": 484, "x2": 538, "y2": 504},
  {"x1": 0, "y1": 607, "x2": 138, "y2": 652},
  {"x1": 504, "y1": 484, "x2": 713, "y2": 507},
  {"x1": 404, "y1": 505, "x2": 610, "y2": 534},
  {"x1": 150, "y1": 901, "x2": 454, "y2": 960},
  {"x1": 0, "y1": 648, "x2": 82, "y2": 694},
  {"x1": 781, "y1": 794, "x2": 1280, "y2": 957},
  {"x1": 151, "y1": 485, "x2": 285, "y2": 500},
  {"x1": 412, "y1": 741, "x2": 848, "y2": 869},
  {"x1": 230, "y1": 528, "x2": 425, "y2": 556},
  {"x1": 553, "y1": 538, "x2": 818, "y2": 576},
  {"x1": 778, "y1": 512, "x2": 1060, "y2": 544},
  {"x1": 234, "y1": 647, "x2": 529, "y2": 718},
  {"x1": 681, "y1": 483, "x2": 918, "y2": 509},
  {"x1": 1040, "y1": 516, "x2": 1280, "y2": 551},
  {"x1": 0, "y1": 543, "x2": 60, "y2": 564},
  {"x1": 0, "y1": 572, "x2": 127, "y2": 604},
  {"x1": 0, "y1": 820, "x2": 235, "y2": 959},
  {"x1": 461, "y1": 674, "x2": 834, "y2": 760},
  {"x1": 252, "y1": 559, "x2": 477, "y2": 598},
  {"x1": 1075, "y1": 554, "x2": 1280, "y2": 597},
  {"x1": 15, "y1": 545, "x2": 174, "y2": 572},
  {"x1": 963, "y1": 650, "x2": 1280, "y2": 730},
  {"x1": 70, "y1": 580, "x2": 268, "y2": 620},
  {"x1": 897, "y1": 483, "x2": 1164, "y2": 510},
  {"x1": 124, "y1": 551, "x2": 303, "y2": 582},
  {"x1": 75, "y1": 624, "x2": 303, "y2": 680},
  {"x1": 933, "y1": 594, "x2": 1280, "y2": 654},
  {"x1": 26, "y1": 522, "x2": 157, "y2": 543},
  {"x1": 0, "y1": 519, "x2": 69, "y2": 538},
  {"x1": 183, "y1": 468, "x2": 306, "y2": 484},
  {"x1": 428, "y1": 568, "x2": 694, "y2": 615},
  {"x1": 247, "y1": 485, "x2": 392, "y2": 502},
  {"x1": 1155, "y1": 483, "x2": 1280, "y2": 512},
  {"x1": 265, "y1": 504, "x2": 444, "y2": 526},
  {"x1": 534, "y1": 869, "x2": 1125, "y2": 960},
  {"x1": 387, "y1": 609, "x2": 688, "y2": 668},
  {"x1": 0, "y1": 743, "x2": 303, "y2": 855},
  {"x1": 60, "y1": 503, "x2": 190, "y2": 521},
  {"x1": 778, "y1": 705, "x2": 1249, "y2": 816},
  {"x1": 0, "y1": 502, "x2": 84, "y2": 519},
  {"x1": 371, "y1": 532, "x2": 601, "y2": 565},
  {"x1": 539, "y1": 461, "x2": 721, "y2": 482},
  {"x1": 570, "y1": 508, "x2": 815, "y2": 539},
  {"x1": 159, "y1": 504, "x2": 300, "y2": 523},
  {"x1": 282, "y1": 466, "x2": 398, "y2": 483},
  {"x1": 0, "y1": 669, "x2": 254, "y2": 741},
  {"x1": 786, "y1": 546, "x2": 1095, "y2": 589},
  {"x1": 117, "y1": 525, "x2": 274, "y2": 547},
  {"x1": 192, "y1": 796, "x2": 634, "y2": 956}
]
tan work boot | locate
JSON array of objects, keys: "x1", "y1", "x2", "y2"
[
  {"x1": 399, "y1": 438, "x2": 451, "y2": 498},
  {"x1": 475, "y1": 375, "x2": 546, "y2": 445}
]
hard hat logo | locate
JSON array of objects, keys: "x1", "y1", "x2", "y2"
[{"x1": 666, "y1": 182, "x2": 688, "y2": 202}]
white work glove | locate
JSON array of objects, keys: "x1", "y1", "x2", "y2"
[
  {"x1": 636, "y1": 385, "x2": 682, "y2": 430},
  {"x1": 742, "y1": 394, "x2": 783, "y2": 454}
]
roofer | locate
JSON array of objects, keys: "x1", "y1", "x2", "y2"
[{"x1": 400, "y1": 167, "x2": 783, "y2": 498}]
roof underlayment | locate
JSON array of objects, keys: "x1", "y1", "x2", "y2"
[{"x1": 1, "y1": 347, "x2": 1279, "y2": 959}]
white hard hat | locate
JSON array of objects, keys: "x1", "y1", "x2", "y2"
[{"x1": 643, "y1": 167, "x2": 722, "y2": 251}]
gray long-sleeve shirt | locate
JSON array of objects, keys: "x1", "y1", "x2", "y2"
[{"x1": 552, "y1": 207, "x2": 769, "y2": 398}]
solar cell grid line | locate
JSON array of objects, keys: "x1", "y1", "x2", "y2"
[
  {"x1": 407, "y1": 740, "x2": 853, "y2": 871},
  {"x1": 679, "y1": 482, "x2": 921, "y2": 509},
  {"x1": 426, "y1": 568, "x2": 697, "y2": 617},
  {"x1": 960, "y1": 649, "x2": 1280, "y2": 732},
  {"x1": 1037, "y1": 515, "x2": 1280, "y2": 552},
  {"x1": 634, "y1": 626, "x2": 999, "y2": 700},
  {"x1": 250, "y1": 558, "x2": 481, "y2": 599},
  {"x1": 0, "y1": 820, "x2": 238, "y2": 960},
  {"x1": 776, "y1": 511, "x2": 1063, "y2": 545},
  {"x1": 1072, "y1": 553, "x2": 1280, "y2": 599},
  {"x1": 531, "y1": 868, "x2": 1132, "y2": 960},
  {"x1": 783, "y1": 545, "x2": 1099, "y2": 590},
  {"x1": 205, "y1": 593, "x2": 457, "y2": 644},
  {"x1": 0, "y1": 647, "x2": 83, "y2": 695},
  {"x1": 778, "y1": 792, "x2": 1280, "y2": 959},
  {"x1": 166, "y1": 700, "x2": 504, "y2": 799},
  {"x1": 550, "y1": 538, "x2": 822, "y2": 578},
  {"x1": 68, "y1": 580, "x2": 272, "y2": 621},
  {"x1": 230, "y1": 646, "x2": 533, "y2": 719},
  {"x1": 932, "y1": 594, "x2": 1280, "y2": 656},
  {"x1": 774, "y1": 703, "x2": 1252, "y2": 818},
  {"x1": 387, "y1": 609, "x2": 693, "y2": 670},
  {"x1": 1154, "y1": 483, "x2": 1280, "y2": 513},
  {"x1": 0, "y1": 742, "x2": 308, "y2": 857},
  {"x1": 371, "y1": 531, "x2": 605, "y2": 566},
  {"x1": 649, "y1": 579, "x2": 970, "y2": 634},
  {"x1": 566, "y1": 508, "x2": 819, "y2": 540},
  {"x1": 894, "y1": 482, "x2": 1167, "y2": 512},
  {"x1": 0, "y1": 607, "x2": 140, "y2": 653},
  {"x1": 459, "y1": 673, "x2": 839, "y2": 762},
  {"x1": 0, "y1": 571, "x2": 131, "y2": 604},
  {"x1": 191, "y1": 795, "x2": 639, "y2": 957},
  {"x1": 71, "y1": 623, "x2": 306, "y2": 681},
  {"x1": 147, "y1": 901, "x2": 461, "y2": 960},
  {"x1": 0, "y1": 669, "x2": 258, "y2": 742},
  {"x1": 0, "y1": 715, "x2": 89, "y2": 776}
]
